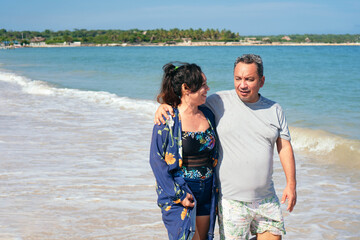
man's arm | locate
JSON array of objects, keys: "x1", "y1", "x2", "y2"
[
  {"x1": 154, "y1": 93, "x2": 219, "y2": 125},
  {"x1": 154, "y1": 104, "x2": 174, "y2": 125},
  {"x1": 276, "y1": 137, "x2": 297, "y2": 212}
]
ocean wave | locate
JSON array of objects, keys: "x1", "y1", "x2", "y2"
[
  {"x1": 290, "y1": 126, "x2": 360, "y2": 169},
  {"x1": 1, "y1": 70, "x2": 359, "y2": 169},
  {"x1": 0, "y1": 70, "x2": 159, "y2": 117}
]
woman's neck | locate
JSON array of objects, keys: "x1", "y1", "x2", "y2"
[
  {"x1": 177, "y1": 102, "x2": 199, "y2": 116},
  {"x1": 177, "y1": 102, "x2": 208, "y2": 132}
]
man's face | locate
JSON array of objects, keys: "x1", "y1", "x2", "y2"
[{"x1": 234, "y1": 62, "x2": 265, "y2": 103}]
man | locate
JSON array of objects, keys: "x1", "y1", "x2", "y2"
[{"x1": 155, "y1": 54, "x2": 296, "y2": 240}]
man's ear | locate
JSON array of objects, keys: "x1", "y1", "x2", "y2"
[{"x1": 260, "y1": 76, "x2": 265, "y2": 87}]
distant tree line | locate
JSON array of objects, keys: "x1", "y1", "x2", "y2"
[
  {"x1": 250, "y1": 34, "x2": 360, "y2": 44},
  {"x1": 0, "y1": 28, "x2": 239, "y2": 44},
  {"x1": 0, "y1": 28, "x2": 359, "y2": 44}
]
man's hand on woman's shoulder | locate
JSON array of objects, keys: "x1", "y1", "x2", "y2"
[{"x1": 154, "y1": 104, "x2": 174, "y2": 125}]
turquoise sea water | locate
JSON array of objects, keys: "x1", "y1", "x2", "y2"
[
  {"x1": 1, "y1": 46, "x2": 359, "y2": 140},
  {"x1": 0, "y1": 46, "x2": 359, "y2": 239}
]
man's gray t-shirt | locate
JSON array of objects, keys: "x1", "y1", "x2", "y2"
[{"x1": 205, "y1": 90, "x2": 291, "y2": 202}]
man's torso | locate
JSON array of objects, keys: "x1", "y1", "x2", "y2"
[{"x1": 205, "y1": 90, "x2": 290, "y2": 201}]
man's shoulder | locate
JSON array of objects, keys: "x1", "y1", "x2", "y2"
[
  {"x1": 215, "y1": 89, "x2": 234, "y2": 97},
  {"x1": 208, "y1": 89, "x2": 234, "y2": 101},
  {"x1": 259, "y1": 95, "x2": 282, "y2": 109},
  {"x1": 205, "y1": 90, "x2": 234, "y2": 116}
]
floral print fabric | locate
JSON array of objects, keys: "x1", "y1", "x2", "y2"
[
  {"x1": 176, "y1": 166, "x2": 213, "y2": 179},
  {"x1": 149, "y1": 107, "x2": 218, "y2": 240},
  {"x1": 218, "y1": 196, "x2": 286, "y2": 240},
  {"x1": 176, "y1": 127, "x2": 216, "y2": 180}
]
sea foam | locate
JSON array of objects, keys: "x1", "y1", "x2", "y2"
[
  {"x1": 0, "y1": 70, "x2": 159, "y2": 118},
  {"x1": 290, "y1": 126, "x2": 360, "y2": 169}
]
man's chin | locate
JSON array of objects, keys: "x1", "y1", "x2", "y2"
[{"x1": 236, "y1": 92, "x2": 248, "y2": 102}]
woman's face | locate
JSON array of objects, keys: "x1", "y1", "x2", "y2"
[{"x1": 188, "y1": 73, "x2": 209, "y2": 106}]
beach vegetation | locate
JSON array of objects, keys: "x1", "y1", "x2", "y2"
[{"x1": 0, "y1": 28, "x2": 359, "y2": 46}]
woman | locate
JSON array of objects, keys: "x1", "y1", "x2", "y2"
[{"x1": 149, "y1": 62, "x2": 218, "y2": 240}]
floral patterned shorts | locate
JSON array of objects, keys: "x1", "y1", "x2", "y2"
[{"x1": 218, "y1": 196, "x2": 286, "y2": 240}]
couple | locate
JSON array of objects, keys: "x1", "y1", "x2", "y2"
[{"x1": 149, "y1": 54, "x2": 297, "y2": 240}]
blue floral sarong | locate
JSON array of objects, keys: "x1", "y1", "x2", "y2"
[{"x1": 149, "y1": 107, "x2": 218, "y2": 240}]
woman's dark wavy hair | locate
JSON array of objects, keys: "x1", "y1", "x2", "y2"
[{"x1": 157, "y1": 62, "x2": 204, "y2": 108}]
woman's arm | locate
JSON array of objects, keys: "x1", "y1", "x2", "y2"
[{"x1": 149, "y1": 122, "x2": 187, "y2": 204}]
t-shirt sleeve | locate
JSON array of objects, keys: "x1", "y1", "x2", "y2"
[
  {"x1": 204, "y1": 93, "x2": 220, "y2": 114},
  {"x1": 276, "y1": 105, "x2": 291, "y2": 141}
]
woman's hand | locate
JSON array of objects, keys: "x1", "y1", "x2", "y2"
[
  {"x1": 181, "y1": 193, "x2": 195, "y2": 208},
  {"x1": 154, "y1": 104, "x2": 174, "y2": 125}
]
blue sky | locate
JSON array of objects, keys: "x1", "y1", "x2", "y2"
[{"x1": 1, "y1": 0, "x2": 359, "y2": 35}]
